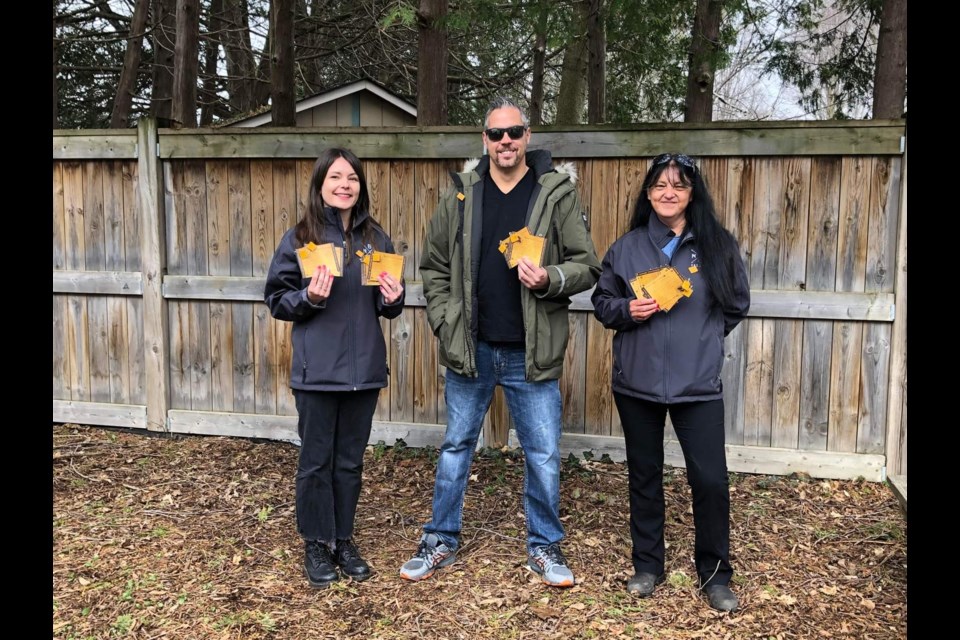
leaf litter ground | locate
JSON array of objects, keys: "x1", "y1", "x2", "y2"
[{"x1": 53, "y1": 423, "x2": 907, "y2": 639}]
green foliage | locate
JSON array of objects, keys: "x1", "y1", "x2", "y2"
[
  {"x1": 55, "y1": 0, "x2": 894, "y2": 128},
  {"x1": 111, "y1": 614, "x2": 135, "y2": 636},
  {"x1": 381, "y1": 1, "x2": 417, "y2": 28},
  {"x1": 761, "y1": 0, "x2": 881, "y2": 118},
  {"x1": 668, "y1": 570, "x2": 693, "y2": 588}
]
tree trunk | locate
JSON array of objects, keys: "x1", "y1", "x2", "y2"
[
  {"x1": 555, "y1": 0, "x2": 589, "y2": 125},
  {"x1": 872, "y1": 0, "x2": 906, "y2": 119},
  {"x1": 222, "y1": 0, "x2": 259, "y2": 114},
  {"x1": 199, "y1": 0, "x2": 223, "y2": 126},
  {"x1": 684, "y1": 0, "x2": 724, "y2": 123},
  {"x1": 251, "y1": 13, "x2": 273, "y2": 108},
  {"x1": 294, "y1": 0, "x2": 323, "y2": 94},
  {"x1": 529, "y1": 5, "x2": 549, "y2": 126},
  {"x1": 110, "y1": 0, "x2": 151, "y2": 128},
  {"x1": 586, "y1": 0, "x2": 605, "y2": 124},
  {"x1": 171, "y1": 0, "x2": 201, "y2": 128},
  {"x1": 53, "y1": 7, "x2": 59, "y2": 129},
  {"x1": 150, "y1": 0, "x2": 177, "y2": 126},
  {"x1": 271, "y1": 0, "x2": 296, "y2": 126},
  {"x1": 417, "y1": 0, "x2": 449, "y2": 125}
]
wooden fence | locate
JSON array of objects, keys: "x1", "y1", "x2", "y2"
[{"x1": 53, "y1": 119, "x2": 907, "y2": 481}]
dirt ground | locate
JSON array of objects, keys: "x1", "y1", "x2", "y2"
[{"x1": 52, "y1": 423, "x2": 907, "y2": 639}]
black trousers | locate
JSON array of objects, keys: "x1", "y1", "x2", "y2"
[
  {"x1": 614, "y1": 392, "x2": 732, "y2": 587},
  {"x1": 293, "y1": 388, "x2": 379, "y2": 543}
]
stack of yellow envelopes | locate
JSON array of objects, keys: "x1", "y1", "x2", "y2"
[
  {"x1": 497, "y1": 227, "x2": 545, "y2": 268},
  {"x1": 296, "y1": 242, "x2": 344, "y2": 278},
  {"x1": 629, "y1": 266, "x2": 693, "y2": 312},
  {"x1": 355, "y1": 249, "x2": 405, "y2": 286}
]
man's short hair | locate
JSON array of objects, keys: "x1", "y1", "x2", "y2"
[{"x1": 484, "y1": 96, "x2": 530, "y2": 128}]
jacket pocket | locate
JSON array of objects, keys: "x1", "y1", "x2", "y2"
[
  {"x1": 439, "y1": 303, "x2": 465, "y2": 370},
  {"x1": 533, "y1": 298, "x2": 568, "y2": 370}
]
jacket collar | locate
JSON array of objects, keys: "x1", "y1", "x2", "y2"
[
  {"x1": 463, "y1": 149, "x2": 562, "y2": 183},
  {"x1": 322, "y1": 205, "x2": 368, "y2": 232},
  {"x1": 648, "y1": 212, "x2": 694, "y2": 245}
]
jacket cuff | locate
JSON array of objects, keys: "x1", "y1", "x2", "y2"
[{"x1": 301, "y1": 288, "x2": 326, "y2": 309}]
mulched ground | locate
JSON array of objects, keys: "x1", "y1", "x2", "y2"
[{"x1": 53, "y1": 423, "x2": 907, "y2": 639}]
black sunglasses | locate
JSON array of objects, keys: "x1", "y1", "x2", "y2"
[
  {"x1": 652, "y1": 153, "x2": 697, "y2": 170},
  {"x1": 485, "y1": 125, "x2": 527, "y2": 142}
]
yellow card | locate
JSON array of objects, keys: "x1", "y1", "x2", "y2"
[
  {"x1": 296, "y1": 242, "x2": 343, "y2": 278},
  {"x1": 355, "y1": 250, "x2": 405, "y2": 286},
  {"x1": 629, "y1": 266, "x2": 692, "y2": 312},
  {"x1": 497, "y1": 227, "x2": 545, "y2": 268}
]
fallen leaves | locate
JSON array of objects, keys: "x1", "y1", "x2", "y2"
[{"x1": 53, "y1": 424, "x2": 907, "y2": 640}]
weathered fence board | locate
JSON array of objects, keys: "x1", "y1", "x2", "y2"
[
  {"x1": 770, "y1": 158, "x2": 810, "y2": 449},
  {"x1": 136, "y1": 119, "x2": 168, "y2": 430},
  {"x1": 67, "y1": 296, "x2": 90, "y2": 401},
  {"x1": 719, "y1": 157, "x2": 748, "y2": 441},
  {"x1": 251, "y1": 160, "x2": 277, "y2": 415},
  {"x1": 206, "y1": 161, "x2": 232, "y2": 412},
  {"x1": 107, "y1": 296, "x2": 130, "y2": 404},
  {"x1": 584, "y1": 159, "x2": 620, "y2": 436},
  {"x1": 63, "y1": 162, "x2": 86, "y2": 271},
  {"x1": 413, "y1": 163, "x2": 440, "y2": 425},
  {"x1": 153, "y1": 122, "x2": 903, "y2": 160},
  {"x1": 272, "y1": 161, "x2": 298, "y2": 416},
  {"x1": 229, "y1": 163, "x2": 256, "y2": 414},
  {"x1": 799, "y1": 158, "x2": 841, "y2": 450}
]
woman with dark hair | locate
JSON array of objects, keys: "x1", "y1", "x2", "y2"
[
  {"x1": 264, "y1": 148, "x2": 405, "y2": 588},
  {"x1": 591, "y1": 153, "x2": 750, "y2": 612}
]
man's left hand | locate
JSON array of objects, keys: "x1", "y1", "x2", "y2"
[{"x1": 517, "y1": 258, "x2": 549, "y2": 290}]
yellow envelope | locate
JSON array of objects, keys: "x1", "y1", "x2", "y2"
[
  {"x1": 355, "y1": 250, "x2": 405, "y2": 286},
  {"x1": 497, "y1": 227, "x2": 545, "y2": 268},
  {"x1": 629, "y1": 266, "x2": 692, "y2": 312},
  {"x1": 296, "y1": 242, "x2": 344, "y2": 278}
]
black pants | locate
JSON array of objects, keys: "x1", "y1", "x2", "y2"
[
  {"x1": 293, "y1": 388, "x2": 379, "y2": 543},
  {"x1": 614, "y1": 392, "x2": 732, "y2": 587}
]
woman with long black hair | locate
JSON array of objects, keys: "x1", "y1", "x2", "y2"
[{"x1": 591, "y1": 153, "x2": 750, "y2": 612}]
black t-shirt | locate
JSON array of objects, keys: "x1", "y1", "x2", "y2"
[{"x1": 477, "y1": 169, "x2": 536, "y2": 344}]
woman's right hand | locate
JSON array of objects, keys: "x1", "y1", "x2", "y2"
[
  {"x1": 306, "y1": 265, "x2": 334, "y2": 304},
  {"x1": 629, "y1": 296, "x2": 659, "y2": 322}
]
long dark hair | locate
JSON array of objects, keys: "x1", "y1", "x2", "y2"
[
  {"x1": 295, "y1": 147, "x2": 382, "y2": 262},
  {"x1": 629, "y1": 154, "x2": 743, "y2": 309}
]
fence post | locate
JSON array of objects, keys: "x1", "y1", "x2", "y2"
[
  {"x1": 884, "y1": 129, "x2": 907, "y2": 476},
  {"x1": 138, "y1": 117, "x2": 170, "y2": 432}
]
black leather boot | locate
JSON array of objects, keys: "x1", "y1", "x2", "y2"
[
  {"x1": 304, "y1": 540, "x2": 339, "y2": 588},
  {"x1": 335, "y1": 538, "x2": 371, "y2": 581}
]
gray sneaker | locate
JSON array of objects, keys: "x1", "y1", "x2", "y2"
[
  {"x1": 528, "y1": 543, "x2": 575, "y2": 587},
  {"x1": 399, "y1": 533, "x2": 457, "y2": 581}
]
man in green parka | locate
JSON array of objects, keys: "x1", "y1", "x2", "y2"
[{"x1": 399, "y1": 96, "x2": 601, "y2": 587}]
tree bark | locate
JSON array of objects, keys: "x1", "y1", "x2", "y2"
[
  {"x1": 199, "y1": 0, "x2": 223, "y2": 126},
  {"x1": 53, "y1": 7, "x2": 59, "y2": 129},
  {"x1": 150, "y1": 0, "x2": 177, "y2": 126},
  {"x1": 271, "y1": 0, "x2": 296, "y2": 126},
  {"x1": 871, "y1": 0, "x2": 906, "y2": 119},
  {"x1": 684, "y1": 0, "x2": 724, "y2": 123},
  {"x1": 529, "y1": 5, "x2": 549, "y2": 126},
  {"x1": 417, "y1": 0, "x2": 449, "y2": 125},
  {"x1": 221, "y1": 0, "x2": 259, "y2": 114},
  {"x1": 555, "y1": 0, "x2": 589, "y2": 125},
  {"x1": 586, "y1": 0, "x2": 605, "y2": 124},
  {"x1": 110, "y1": 0, "x2": 151, "y2": 128},
  {"x1": 171, "y1": 0, "x2": 201, "y2": 128}
]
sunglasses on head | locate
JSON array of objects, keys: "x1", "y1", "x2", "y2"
[
  {"x1": 652, "y1": 153, "x2": 697, "y2": 170},
  {"x1": 485, "y1": 125, "x2": 527, "y2": 142}
]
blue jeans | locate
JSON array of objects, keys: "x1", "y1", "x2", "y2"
[{"x1": 423, "y1": 341, "x2": 564, "y2": 554}]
